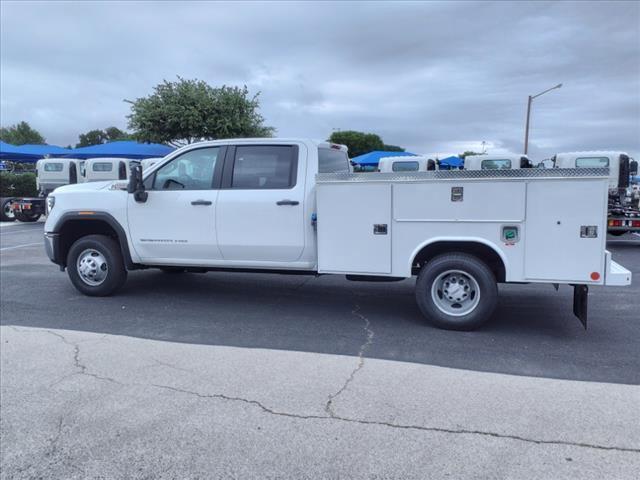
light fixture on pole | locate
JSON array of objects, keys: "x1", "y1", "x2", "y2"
[{"x1": 524, "y1": 83, "x2": 562, "y2": 155}]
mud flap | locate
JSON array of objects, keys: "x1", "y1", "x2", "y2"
[{"x1": 572, "y1": 284, "x2": 588, "y2": 329}]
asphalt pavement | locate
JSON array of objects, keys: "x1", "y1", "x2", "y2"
[{"x1": 1, "y1": 221, "x2": 639, "y2": 479}]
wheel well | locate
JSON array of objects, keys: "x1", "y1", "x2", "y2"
[
  {"x1": 412, "y1": 241, "x2": 506, "y2": 282},
  {"x1": 58, "y1": 219, "x2": 121, "y2": 267}
]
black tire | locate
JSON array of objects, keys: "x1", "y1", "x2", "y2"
[
  {"x1": 608, "y1": 231, "x2": 626, "y2": 237},
  {"x1": 14, "y1": 211, "x2": 41, "y2": 222},
  {"x1": 415, "y1": 253, "x2": 498, "y2": 331},
  {"x1": 0, "y1": 198, "x2": 15, "y2": 222},
  {"x1": 66, "y1": 234, "x2": 128, "y2": 296}
]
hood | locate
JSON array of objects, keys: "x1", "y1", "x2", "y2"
[{"x1": 53, "y1": 181, "x2": 116, "y2": 194}]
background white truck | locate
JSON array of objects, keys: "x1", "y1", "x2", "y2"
[
  {"x1": 553, "y1": 151, "x2": 639, "y2": 235},
  {"x1": 43, "y1": 138, "x2": 631, "y2": 330},
  {"x1": 377, "y1": 156, "x2": 436, "y2": 172},
  {"x1": 5, "y1": 157, "x2": 139, "y2": 222},
  {"x1": 463, "y1": 154, "x2": 533, "y2": 170}
]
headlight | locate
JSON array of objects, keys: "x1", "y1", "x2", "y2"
[{"x1": 46, "y1": 196, "x2": 55, "y2": 214}]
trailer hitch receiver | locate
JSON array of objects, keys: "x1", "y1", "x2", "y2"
[{"x1": 572, "y1": 284, "x2": 588, "y2": 329}]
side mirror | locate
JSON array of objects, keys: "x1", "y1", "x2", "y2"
[
  {"x1": 630, "y1": 160, "x2": 638, "y2": 176},
  {"x1": 128, "y1": 165, "x2": 148, "y2": 203}
]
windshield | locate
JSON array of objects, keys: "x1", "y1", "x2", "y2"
[
  {"x1": 481, "y1": 159, "x2": 512, "y2": 170},
  {"x1": 318, "y1": 148, "x2": 349, "y2": 173},
  {"x1": 575, "y1": 157, "x2": 609, "y2": 168},
  {"x1": 392, "y1": 161, "x2": 420, "y2": 172}
]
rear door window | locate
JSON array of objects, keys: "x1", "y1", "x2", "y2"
[{"x1": 231, "y1": 145, "x2": 297, "y2": 189}]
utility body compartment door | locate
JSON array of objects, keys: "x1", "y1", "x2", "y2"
[
  {"x1": 524, "y1": 179, "x2": 607, "y2": 282},
  {"x1": 317, "y1": 183, "x2": 392, "y2": 274}
]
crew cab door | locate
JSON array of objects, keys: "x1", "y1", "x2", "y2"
[
  {"x1": 215, "y1": 144, "x2": 306, "y2": 263},
  {"x1": 127, "y1": 146, "x2": 224, "y2": 264}
]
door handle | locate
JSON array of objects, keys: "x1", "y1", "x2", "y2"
[
  {"x1": 191, "y1": 200, "x2": 212, "y2": 206},
  {"x1": 276, "y1": 200, "x2": 299, "y2": 206}
]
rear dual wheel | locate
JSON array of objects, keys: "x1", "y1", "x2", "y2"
[
  {"x1": 416, "y1": 253, "x2": 498, "y2": 331},
  {"x1": 0, "y1": 198, "x2": 15, "y2": 222},
  {"x1": 14, "y1": 211, "x2": 41, "y2": 222}
]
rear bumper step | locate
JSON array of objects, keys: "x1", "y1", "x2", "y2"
[{"x1": 605, "y1": 251, "x2": 632, "y2": 286}]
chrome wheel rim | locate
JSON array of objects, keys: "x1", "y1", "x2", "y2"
[
  {"x1": 76, "y1": 249, "x2": 108, "y2": 286},
  {"x1": 431, "y1": 269, "x2": 480, "y2": 316},
  {"x1": 3, "y1": 203, "x2": 14, "y2": 219}
]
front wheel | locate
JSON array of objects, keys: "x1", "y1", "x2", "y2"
[
  {"x1": 66, "y1": 235, "x2": 128, "y2": 296},
  {"x1": 415, "y1": 253, "x2": 498, "y2": 331}
]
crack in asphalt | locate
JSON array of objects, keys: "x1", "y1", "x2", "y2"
[
  {"x1": 325, "y1": 303, "x2": 374, "y2": 417},
  {"x1": 38, "y1": 329, "x2": 123, "y2": 386},
  {"x1": 45, "y1": 416, "x2": 65, "y2": 458},
  {"x1": 151, "y1": 383, "x2": 640, "y2": 454},
  {"x1": 6, "y1": 326, "x2": 640, "y2": 455}
]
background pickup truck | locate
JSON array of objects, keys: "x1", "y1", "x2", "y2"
[{"x1": 43, "y1": 138, "x2": 631, "y2": 330}]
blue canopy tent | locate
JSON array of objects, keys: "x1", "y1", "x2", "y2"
[
  {"x1": 438, "y1": 155, "x2": 464, "y2": 170},
  {"x1": 350, "y1": 151, "x2": 417, "y2": 168},
  {"x1": 66, "y1": 141, "x2": 174, "y2": 159},
  {"x1": 0, "y1": 141, "x2": 71, "y2": 162}
]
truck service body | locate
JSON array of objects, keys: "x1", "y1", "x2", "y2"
[{"x1": 43, "y1": 138, "x2": 631, "y2": 330}]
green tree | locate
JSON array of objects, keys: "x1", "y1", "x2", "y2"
[
  {"x1": 0, "y1": 121, "x2": 46, "y2": 145},
  {"x1": 328, "y1": 130, "x2": 385, "y2": 158},
  {"x1": 459, "y1": 151, "x2": 482, "y2": 160},
  {"x1": 126, "y1": 77, "x2": 274, "y2": 147},
  {"x1": 104, "y1": 126, "x2": 130, "y2": 141},
  {"x1": 76, "y1": 129, "x2": 107, "y2": 147},
  {"x1": 382, "y1": 144, "x2": 405, "y2": 152},
  {"x1": 76, "y1": 126, "x2": 131, "y2": 147}
]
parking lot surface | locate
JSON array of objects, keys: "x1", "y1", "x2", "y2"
[{"x1": 1, "y1": 222, "x2": 639, "y2": 478}]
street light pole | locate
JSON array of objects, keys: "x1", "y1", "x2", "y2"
[{"x1": 523, "y1": 83, "x2": 562, "y2": 155}]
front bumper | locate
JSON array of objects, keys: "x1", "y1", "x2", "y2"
[{"x1": 44, "y1": 232, "x2": 63, "y2": 268}]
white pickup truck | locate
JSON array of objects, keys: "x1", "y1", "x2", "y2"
[{"x1": 43, "y1": 138, "x2": 631, "y2": 330}]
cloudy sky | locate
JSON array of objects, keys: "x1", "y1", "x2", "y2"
[{"x1": 1, "y1": 0, "x2": 639, "y2": 159}]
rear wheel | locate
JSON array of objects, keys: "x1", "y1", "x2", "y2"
[
  {"x1": 14, "y1": 211, "x2": 41, "y2": 222},
  {"x1": 415, "y1": 253, "x2": 498, "y2": 331},
  {"x1": 67, "y1": 235, "x2": 127, "y2": 296},
  {"x1": 0, "y1": 198, "x2": 15, "y2": 222}
]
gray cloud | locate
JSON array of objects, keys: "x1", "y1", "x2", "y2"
[{"x1": 1, "y1": 0, "x2": 638, "y2": 159}]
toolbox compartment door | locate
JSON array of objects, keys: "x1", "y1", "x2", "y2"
[
  {"x1": 524, "y1": 179, "x2": 607, "y2": 282},
  {"x1": 317, "y1": 183, "x2": 392, "y2": 274}
]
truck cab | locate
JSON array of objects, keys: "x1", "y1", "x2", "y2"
[
  {"x1": 464, "y1": 154, "x2": 533, "y2": 171},
  {"x1": 377, "y1": 156, "x2": 436, "y2": 172},
  {"x1": 36, "y1": 158, "x2": 82, "y2": 195},
  {"x1": 553, "y1": 151, "x2": 636, "y2": 193},
  {"x1": 83, "y1": 158, "x2": 137, "y2": 183}
]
